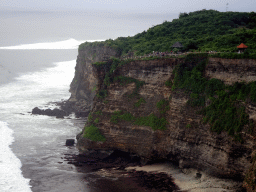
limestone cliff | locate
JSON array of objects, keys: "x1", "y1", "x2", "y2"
[
  {"x1": 68, "y1": 45, "x2": 118, "y2": 113},
  {"x1": 72, "y1": 49, "x2": 256, "y2": 185}
]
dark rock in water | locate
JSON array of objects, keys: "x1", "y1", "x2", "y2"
[
  {"x1": 32, "y1": 107, "x2": 43, "y2": 115},
  {"x1": 32, "y1": 107, "x2": 67, "y2": 118},
  {"x1": 56, "y1": 115, "x2": 64, "y2": 118},
  {"x1": 44, "y1": 109, "x2": 53, "y2": 116},
  {"x1": 66, "y1": 139, "x2": 75, "y2": 146},
  {"x1": 75, "y1": 111, "x2": 90, "y2": 118},
  {"x1": 59, "y1": 101, "x2": 75, "y2": 114},
  {"x1": 52, "y1": 108, "x2": 66, "y2": 117},
  {"x1": 32, "y1": 100, "x2": 90, "y2": 119}
]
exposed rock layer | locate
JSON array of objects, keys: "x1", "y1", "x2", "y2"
[{"x1": 206, "y1": 57, "x2": 256, "y2": 85}]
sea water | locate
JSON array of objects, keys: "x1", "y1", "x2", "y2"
[
  {"x1": 0, "y1": 51, "x2": 74, "y2": 191},
  {"x1": 0, "y1": 10, "x2": 176, "y2": 191},
  {"x1": 0, "y1": 39, "x2": 89, "y2": 191}
]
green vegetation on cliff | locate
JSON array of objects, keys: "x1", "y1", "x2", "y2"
[
  {"x1": 83, "y1": 125, "x2": 106, "y2": 142},
  {"x1": 110, "y1": 110, "x2": 168, "y2": 131},
  {"x1": 134, "y1": 98, "x2": 146, "y2": 108},
  {"x1": 172, "y1": 54, "x2": 254, "y2": 141},
  {"x1": 93, "y1": 57, "x2": 170, "y2": 131},
  {"x1": 156, "y1": 99, "x2": 170, "y2": 114},
  {"x1": 80, "y1": 10, "x2": 256, "y2": 55},
  {"x1": 93, "y1": 57, "x2": 145, "y2": 100},
  {"x1": 83, "y1": 111, "x2": 106, "y2": 142}
]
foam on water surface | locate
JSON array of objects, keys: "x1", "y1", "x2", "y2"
[
  {"x1": 0, "y1": 60, "x2": 76, "y2": 113},
  {"x1": 0, "y1": 121, "x2": 32, "y2": 192}
]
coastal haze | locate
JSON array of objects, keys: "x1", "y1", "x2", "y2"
[{"x1": 0, "y1": 1, "x2": 255, "y2": 192}]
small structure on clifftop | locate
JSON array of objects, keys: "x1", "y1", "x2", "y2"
[
  {"x1": 172, "y1": 42, "x2": 184, "y2": 53},
  {"x1": 172, "y1": 42, "x2": 184, "y2": 49},
  {"x1": 237, "y1": 43, "x2": 248, "y2": 53}
]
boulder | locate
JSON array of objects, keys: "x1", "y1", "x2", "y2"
[
  {"x1": 66, "y1": 139, "x2": 75, "y2": 146},
  {"x1": 32, "y1": 107, "x2": 43, "y2": 115}
]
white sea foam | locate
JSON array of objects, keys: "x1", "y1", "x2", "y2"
[
  {"x1": 0, "y1": 60, "x2": 76, "y2": 113},
  {"x1": 0, "y1": 121, "x2": 32, "y2": 192},
  {"x1": 0, "y1": 38, "x2": 105, "y2": 50}
]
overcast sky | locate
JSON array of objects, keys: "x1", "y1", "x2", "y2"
[{"x1": 0, "y1": 0, "x2": 255, "y2": 14}]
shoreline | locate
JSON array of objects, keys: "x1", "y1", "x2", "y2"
[{"x1": 66, "y1": 150, "x2": 244, "y2": 192}]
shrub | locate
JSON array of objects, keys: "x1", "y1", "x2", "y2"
[
  {"x1": 205, "y1": 78, "x2": 224, "y2": 96},
  {"x1": 134, "y1": 98, "x2": 146, "y2": 108},
  {"x1": 88, "y1": 113, "x2": 93, "y2": 122},
  {"x1": 94, "y1": 118, "x2": 99, "y2": 123},
  {"x1": 83, "y1": 125, "x2": 106, "y2": 142},
  {"x1": 92, "y1": 61, "x2": 107, "y2": 66},
  {"x1": 135, "y1": 114, "x2": 168, "y2": 130},
  {"x1": 110, "y1": 110, "x2": 122, "y2": 123},
  {"x1": 113, "y1": 76, "x2": 145, "y2": 98},
  {"x1": 96, "y1": 89, "x2": 108, "y2": 99},
  {"x1": 95, "y1": 111, "x2": 103, "y2": 115},
  {"x1": 165, "y1": 80, "x2": 172, "y2": 87},
  {"x1": 156, "y1": 99, "x2": 170, "y2": 114},
  {"x1": 92, "y1": 86, "x2": 97, "y2": 92}
]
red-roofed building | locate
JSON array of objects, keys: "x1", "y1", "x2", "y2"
[{"x1": 237, "y1": 43, "x2": 248, "y2": 53}]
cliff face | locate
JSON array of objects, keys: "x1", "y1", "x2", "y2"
[
  {"x1": 74, "y1": 51, "x2": 256, "y2": 180},
  {"x1": 206, "y1": 58, "x2": 256, "y2": 122},
  {"x1": 69, "y1": 46, "x2": 118, "y2": 112},
  {"x1": 206, "y1": 58, "x2": 256, "y2": 85},
  {"x1": 77, "y1": 58, "x2": 183, "y2": 157}
]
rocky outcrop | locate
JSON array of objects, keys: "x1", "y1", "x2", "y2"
[
  {"x1": 32, "y1": 107, "x2": 67, "y2": 118},
  {"x1": 68, "y1": 45, "x2": 118, "y2": 113},
  {"x1": 75, "y1": 55, "x2": 256, "y2": 181}
]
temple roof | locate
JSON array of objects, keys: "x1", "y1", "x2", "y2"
[
  {"x1": 172, "y1": 42, "x2": 183, "y2": 48},
  {"x1": 237, "y1": 43, "x2": 248, "y2": 48}
]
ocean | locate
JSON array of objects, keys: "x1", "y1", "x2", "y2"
[{"x1": 0, "y1": 10, "x2": 176, "y2": 191}]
